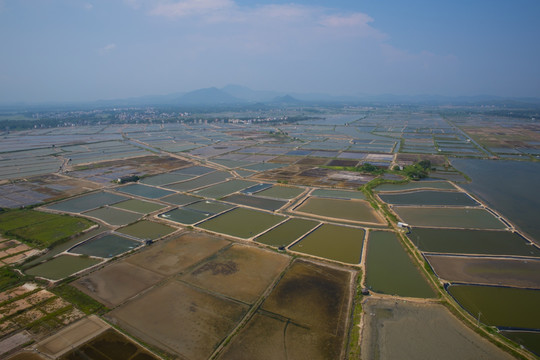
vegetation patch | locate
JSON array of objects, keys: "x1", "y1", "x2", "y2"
[
  {"x1": 52, "y1": 283, "x2": 107, "y2": 314},
  {"x1": 0, "y1": 209, "x2": 95, "y2": 249}
]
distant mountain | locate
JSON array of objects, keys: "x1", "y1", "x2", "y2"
[
  {"x1": 221, "y1": 84, "x2": 280, "y2": 102},
  {"x1": 178, "y1": 87, "x2": 243, "y2": 104},
  {"x1": 271, "y1": 94, "x2": 302, "y2": 104}
]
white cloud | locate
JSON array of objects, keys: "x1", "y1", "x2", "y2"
[
  {"x1": 150, "y1": 0, "x2": 234, "y2": 18},
  {"x1": 99, "y1": 43, "x2": 117, "y2": 54},
  {"x1": 83, "y1": 3, "x2": 93, "y2": 11}
]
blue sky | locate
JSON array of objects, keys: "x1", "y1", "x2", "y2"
[{"x1": 1, "y1": 0, "x2": 539, "y2": 102}]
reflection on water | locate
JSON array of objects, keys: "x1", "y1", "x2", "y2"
[{"x1": 451, "y1": 158, "x2": 540, "y2": 243}]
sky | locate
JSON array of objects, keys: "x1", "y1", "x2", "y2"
[{"x1": 1, "y1": 0, "x2": 539, "y2": 102}]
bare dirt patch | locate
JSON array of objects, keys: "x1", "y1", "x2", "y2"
[
  {"x1": 218, "y1": 312, "x2": 340, "y2": 360},
  {"x1": 108, "y1": 280, "x2": 248, "y2": 360},
  {"x1": 125, "y1": 231, "x2": 230, "y2": 276},
  {"x1": 74, "y1": 262, "x2": 164, "y2": 308},
  {"x1": 181, "y1": 244, "x2": 290, "y2": 304},
  {"x1": 360, "y1": 298, "x2": 515, "y2": 360}
]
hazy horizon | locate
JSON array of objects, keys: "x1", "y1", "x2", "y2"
[{"x1": 1, "y1": 0, "x2": 539, "y2": 103}]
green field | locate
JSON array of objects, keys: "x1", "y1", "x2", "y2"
[{"x1": 0, "y1": 209, "x2": 95, "y2": 248}]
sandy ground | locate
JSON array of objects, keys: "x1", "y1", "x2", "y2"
[
  {"x1": 35, "y1": 315, "x2": 109, "y2": 358},
  {"x1": 360, "y1": 298, "x2": 516, "y2": 360}
]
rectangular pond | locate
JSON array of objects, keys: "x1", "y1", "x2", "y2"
[
  {"x1": 46, "y1": 191, "x2": 128, "y2": 213},
  {"x1": 159, "y1": 207, "x2": 212, "y2": 225},
  {"x1": 140, "y1": 173, "x2": 194, "y2": 186},
  {"x1": 116, "y1": 183, "x2": 175, "y2": 199},
  {"x1": 448, "y1": 285, "x2": 540, "y2": 329},
  {"x1": 407, "y1": 228, "x2": 540, "y2": 257},
  {"x1": 289, "y1": 223, "x2": 364, "y2": 264},
  {"x1": 255, "y1": 218, "x2": 319, "y2": 248},
  {"x1": 69, "y1": 233, "x2": 141, "y2": 258},
  {"x1": 255, "y1": 185, "x2": 305, "y2": 200},
  {"x1": 365, "y1": 231, "x2": 435, "y2": 298},
  {"x1": 193, "y1": 179, "x2": 256, "y2": 199},
  {"x1": 222, "y1": 193, "x2": 287, "y2": 211},
  {"x1": 426, "y1": 255, "x2": 540, "y2": 288},
  {"x1": 295, "y1": 197, "x2": 383, "y2": 224},
  {"x1": 160, "y1": 193, "x2": 200, "y2": 206},
  {"x1": 394, "y1": 207, "x2": 506, "y2": 229},
  {"x1": 111, "y1": 199, "x2": 167, "y2": 214},
  {"x1": 165, "y1": 171, "x2": 231, "y2": 192},
  {"x1": 379, "y1": 190, "x2": 478, "y2": 206},
  {"x1": 198, "y1": 207, "x2": 285, "y2": 239},
  {"x1": 375, "y1": 181, "x2": 456, "y2": 192},
  {"x1": 117, "y1": 220, "x2": 176, "y2": 240},
  {"x1": 83, "y1": 206, "x2": 141, "y2": 226},
  {"x1": 25, "y1": 255, "x2": 102, "y2": 280},
  {"x1": 311, "y1": 188, "x2": 366, "y2": 200}
]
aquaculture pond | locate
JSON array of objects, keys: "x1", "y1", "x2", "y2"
[
  {"x1": 501, "y1": 331, "x2": 540, "y2": 357},
  {"x1": 83, "y1": 206, "x2": 141, "y2": 226},
  {"x1": 243, "y1": 163, "x2": 286, "y2": 172},
  {"x1": 295, "y1": 197, "x2": 382, "y2": 224},
  {"x1": 69, "y1": 233, "x2": 141, "y2": 258},
  {"x1": 160, "y1": 193, "x2": 200, "y2": 206},
  {"x1": 426, "y1": 255, "x2": 540, "y2": 288},
  {"x1": 140, "y1": 173, "x2": 193, "y2": 186},
  {"x1": 365, "y1": 231, "x2": 435, "y2": 298},
  {"x1": 159, "y1": 208, "x2": 211, "y2": 225},
  {"x1": 197, "y1": 207, "x2": 285, "y2": 239},
  {"x1": 116, "y1": 183, "x2": 174, "y2": 199},
  {"x1": 172, "y1": 165, "x2": 215, "y2": 176},
  {"x1": 111, "y1": 199, "x2": 167, "y2": 214},
  {"x1": 375, "y1": 181, "x2": 456, "y2": 192},
  {"x1": 222, "y1": 193, "x2": 287, "y2": 211},
  {"x1": 240, "y1": 183, "x2": 272, "y2": 194},
  {"x1": 193, "y1": 179, "x2": 256, "y2": 199},
  {"x1": 394, "y1": 207, "x2": 506, "y2": 229},
  {"x1": 451, "y1": 159, "x2": 540, "y2": 243},
  {"x1": 255, "y1": 185, "x2": 305, "y2": 199},
  {"x1": 184, "y1": 200, "x2": 234, "y2": 214},
  {"x1": 117, "y1": 220, "x2": 176, "y2": 240},
  {"x1": 289, "y1": 224, "x2": 364, "y2": 264},
  {"x1": 379, "y1": 190, "x2": 478, "y2": 206},
  {"x1": 46, "y1": 191, "x2": 128, "y2": 213},
  {"x1": 310, "y1": 188, "x2": 366, "y2": 200},
  {"x1": 255, "y1": 218, "x2": 319, "y2": 247},
  {"x1": 25, "y1": 255, "x2": 102, "y2": 280},
  {"x1": 448, "y1": 285, "x2": 540, "y2": 329},
  {"x1": 165, "y1": 171, "x2": 231, "y2": 192},
  {"x1": 407, "y1": 228, "x2": 540, "y2": 256}
]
